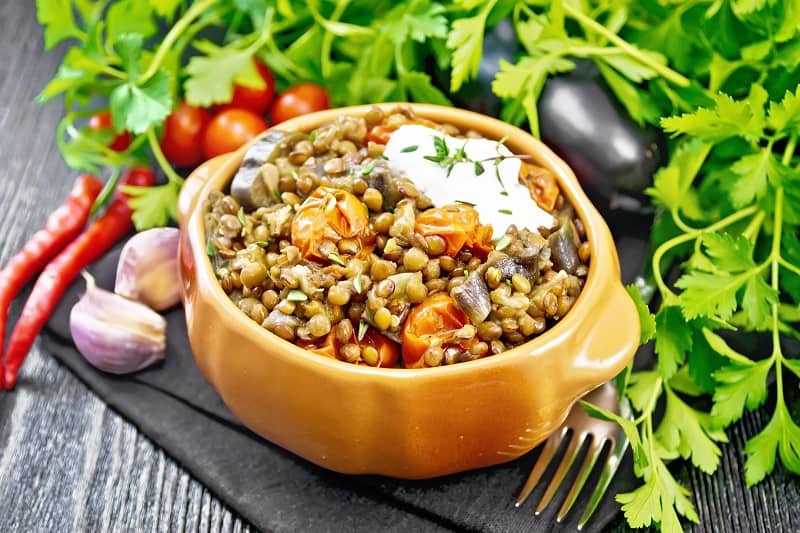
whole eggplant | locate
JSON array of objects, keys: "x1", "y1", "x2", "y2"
[
  {"x1": 538, "y1": 60, "x2": 667, "y2": 209},
  {"x1": 454, "y1": 22, "x2": 666, "y2": 211}
]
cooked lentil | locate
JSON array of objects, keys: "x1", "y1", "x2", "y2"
[{"x1": 204, "y1": 106, "x2": 590, "y2": 368}]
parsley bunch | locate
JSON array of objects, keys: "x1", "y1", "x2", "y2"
[{"x1": 480, "y1": 2, "x2": 800, "y2": 532}]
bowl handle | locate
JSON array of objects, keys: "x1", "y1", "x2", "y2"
[
  {"x1": 177, "y1": 155, "x2": 228, "y2": 226},
  {"x1": 569, "y1": 280, "x2": 640, "y2": 391}
]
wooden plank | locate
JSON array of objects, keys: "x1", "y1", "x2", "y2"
[{"x1": 0, "y1": 2, "x2": 797, "y2": 533}]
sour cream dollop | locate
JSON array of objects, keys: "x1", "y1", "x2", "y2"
[{"x1": 383, "y1": 125, "x2": 554, "y2": 238}]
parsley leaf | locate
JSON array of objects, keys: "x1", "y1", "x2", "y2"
[
  {"x1": 107, "y1": 0, "x2": 157, "y2": 43},
  {"x1": 447, "y1": 0, "x2": 495, "y2": 92},
  {"x1": 768, "y1": 86, "x2": 800, "y2": 137},
  {"x1": 110, "y1": 70, "x2": 173, "y2": 134},
  {"x1": 661, "y1": 92, "x2": 765, "y2": 143},
  {"x1": 654, "y1": 306, "x2": 693, "y2": 379},
  {"x1": 711, "y1": 359, "x2": 771, "y2": 427},
  {"x1": 744, "y1": 401, "x2": 800, "y2": 486},
  {"x1": 122, "y1": 180, "x2": 181, "y2": 230},
  {"x1": 626, "y1": 284, "x2": 656, "y2": 343},
  {"x1": 36, "y1": 0, "x2": 83, "y2": 50},
  {"x1": 655, "y1": 387, "x2": 727, "y2": 474}
]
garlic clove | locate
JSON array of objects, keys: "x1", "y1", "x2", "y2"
[
  {"x1": 115, "y1": 227, "x2": 181, "y2": 311},
  {"x1": 71, "y1": 272, "x2": 166, "y2": 374}
]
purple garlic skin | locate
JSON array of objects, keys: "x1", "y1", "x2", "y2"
[
  {"x1": 71, "y1": 274, "x2": 166, "y2": 374},
  {"x1": 115, "y1": 227, "x2": 181, "y2": 311}
]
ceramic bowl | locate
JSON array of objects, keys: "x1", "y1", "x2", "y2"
[{"x1": 177, "y1": 103, "x2": 639, "y2": 479}]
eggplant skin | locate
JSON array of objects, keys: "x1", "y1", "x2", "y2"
[{"x1": 538, "y1": 61, "x2": 667, "y2": 199}]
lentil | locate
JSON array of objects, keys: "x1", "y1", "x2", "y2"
[{"x1": 206, "y1": 106, "x2": 590, "y2": 368}]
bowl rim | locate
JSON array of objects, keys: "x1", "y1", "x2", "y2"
[{"x1": 185, "y1": 103, "x2": 620, "y2": 380}]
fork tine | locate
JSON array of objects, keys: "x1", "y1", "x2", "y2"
[
  {"x1": 534, "y1": 432, "x2": 586, "y2": 514},
  {"x1": 514, "y1": 428, "x2": 567, "y2": 507},
  {"x1": 576, "y1": 433, "x2": 630, "y2": 530},
  {"x1": 555, "y1": 438, "x2": 605, "y2": 522}
]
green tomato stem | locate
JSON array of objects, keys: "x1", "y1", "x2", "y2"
[{"x1": 563, "y1": 3, "x2": 691, "y2": 88}]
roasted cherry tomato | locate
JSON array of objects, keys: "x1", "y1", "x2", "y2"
[
  {"x1": 414, "y1": 204, "x2": 493, "y2": 258},
  {"x1": 401, "y1": 293, "x2": 475, "y2": 368},
  {"x1": 303, "y1": 329, "x2": 399, "y2": 367},
  {"x1": 519, "y1": 162, "x2": 560, "y2": 212},
  {"x1": 216, "y1": 60, "x2": 276, "y2": 115},
  {"x1": 88, "y1": 111, "x2": 131, "y2": 152},
  {"x1": 202, "y1": 108, "x2": 268, "y2": 159},
  {"x1": 270, "y1": 83, "x2": 330, "y2": 124},
  {"x1": 365, "y1": 116, "x2": 441, "y2": 145},
  {"x1": 160, "y1": 102, "x2": 212, "y2": 167},
  {"x1": 291, "y1": 187, "x2": 374, "y2": 262}
]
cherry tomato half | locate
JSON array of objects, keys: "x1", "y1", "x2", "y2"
[
  {"x1": 202, "y1": 108, "x2": 268, "y2": 159},
  {"x1": 414, "y1": 203, "x2": 493, "y2": 259},
  {"x1": 304, "y1": 329, "x2": 399, "y2": 368},
  {"x1": 160, "y1": 102, "x2": 212, "y2": 167},
  {"x1": 216, "y1": 60, "x2": 276, "y2": 115},
  {"x1": 401, "y1": 293, "x2": 475, "y2": 368},
  {"x1": 291, "y1": 186, "x2": 375, "y2": 262},
  {"x1": 270, "y1": 83, "x2": 330, "y2": 124},
  {"x1": 88, "y1": 111, "x2": 131, "y2": 152}
]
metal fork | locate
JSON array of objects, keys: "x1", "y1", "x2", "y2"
[{"x1": 514, "y1": 382, "x2": 631, "y2": 529}]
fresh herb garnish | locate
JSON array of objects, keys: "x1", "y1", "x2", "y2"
[
  {"x1": 473, "y1": 160, "x2": 485, "y2": 175},
  {"x1": 401, "y1": 145, "x2": 418, "y2": 153},
  {"x1": 353, "y1": 273, "x2": 363, "y2": 295},
  {"x1": 361, "y1": 160, "x2": 376, "y2": 176},
  {"x1": 237, "y1": 207, "x2": 247, "y2": 227},
  {"x1": 357, "y1": 320, "x2": 368, "y2": 341},
  {"x1": 309, "y1": 129, "x2": 317, "y2": 143},
  {"x1": 255, "y1": 241, "x2": 269, "y2": 248},
  {"x1": 286, "y1": 289, "x2": 308, "y2": 302},
  {"x1": 498, "y1": 208, "x2": 512, "y2": 215},
  {"x1": 327, "y1": 251, "x2": 345, "y2": 266},
  {"x1": 205, "y1": 237, "x2": 216, "y2": 258},
  {"x1": 495, "y1": 234, "x2": 511, "y2": 251},
  {"x1": 455, "y1": 199, "x2": 476, "y2": 206}
]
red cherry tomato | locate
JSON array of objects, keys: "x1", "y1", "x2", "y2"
[
  {"x1": 216, "y1": 60, "x2": 276, "y2": 115},
  {"x1": 88, "y1": 111, "x2": 131, "y2": 152},
  {"x1": 202, "y1": 109, "x2": 268, "y2": 159},
  {"x1": 160, "y1": 102, "x2": 212, "y2": 167},
  {"x1": 270, "y1": 83, "x2": 330, "y2": 124}
]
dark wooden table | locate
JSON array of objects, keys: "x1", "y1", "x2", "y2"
[{"x1": 0, "y1": 3, "x2": 798, "y2": 532}]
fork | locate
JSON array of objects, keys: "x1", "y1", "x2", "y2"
[{"x1": 514, "y1": 381, "x2": 631, "y2": 529}]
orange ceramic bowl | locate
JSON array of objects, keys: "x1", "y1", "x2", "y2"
[{"x1": 177, "y1": 104, "x2": 639, "y2": 479}]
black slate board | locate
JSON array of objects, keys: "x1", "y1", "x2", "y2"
[{"x1": 39, "y1": 208, "x2": 651, "y2": 533}]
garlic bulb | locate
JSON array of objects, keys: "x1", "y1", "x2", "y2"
[
  {"x1": 70, "y1": 273, "x2": 166, "y2": 374},
  {"x1": 115, "y1": 227, "x2": 181, "y2": 311}
]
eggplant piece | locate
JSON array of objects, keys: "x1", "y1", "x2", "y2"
[
  {"x1": 451, "y1": 272, "x2": 492, "y2": 324},
  {"x1": 548, "y1": 218, "x2": 580, "y2": 274},
  {"x1": 492, "y1": 257, "x2": 538, "y2": 284},
  {"x1": 230, "y1": 130, "x2": 305, "y2": 209},
  {"x1": 538, "y1": 60, "x2": 667, "y2": 208}
]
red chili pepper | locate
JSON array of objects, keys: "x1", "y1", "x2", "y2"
[
  {"x1": 2, "y1": 167, "x2": 156, "y2": 390},
  {"x1": 0, "y1": 175, "x2": 103, "y2": 388}
]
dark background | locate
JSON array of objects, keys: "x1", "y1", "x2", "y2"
[{"x1": 0, "y1": 2, "x2": 798, "y2": 532}]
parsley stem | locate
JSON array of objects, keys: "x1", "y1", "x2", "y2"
[
  {"x1": 563, "y1": 3, "x2": 691, "y2": 88},
  {"x1": 769, "y1": 188, "x2": 784, "y2": 402},
  {"x1": 782, "y1": 134, "x2": 797, "y2": 165},
  {"x1": 146, "y1": 127, "x2": 184, "y2": 186},
  {"x1": 316, "y1": 0, "x2": 350, "y2": 77},
  {"x1": 652, "y1": 205, "x2": 759, "y2": 298},
  {"x1": 139, "y1": 0, "x2": 219, "y2": 85},
  {"x1": 632, "y1": 376, "x2": 663, "y2": 425},
  {"x1": 741, "y1": 210, "x2": 765, "y2": 242},
  {"x1": 778, "y1": 256, "x2": 800, "y2": 278}
]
